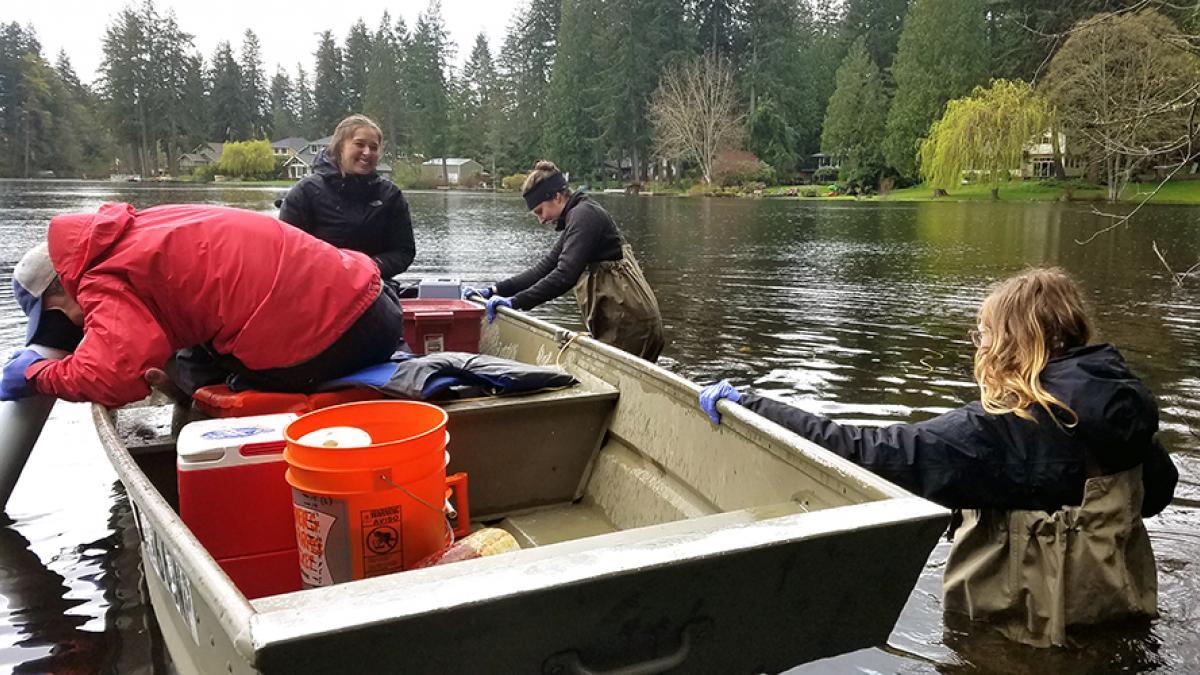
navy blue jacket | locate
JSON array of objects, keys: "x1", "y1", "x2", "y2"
[
  {"x1": 741, "y1": 344, "x2": 1178, "y2": 515},
  {"x1": 279, "y1": 151, "x2": 415, "y2": 279}
]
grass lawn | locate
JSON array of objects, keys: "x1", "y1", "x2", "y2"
[
  {"x1": 882, "y1": 181, "x2": 1107, "y2": 202},
  {"x1": 877, "y1": 179, "x2": 1200, "y2": 204}
]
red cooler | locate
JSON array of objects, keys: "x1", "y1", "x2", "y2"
[
  {"x1": 402, "y1": 299, "x2": 485, "y2": 354},
  {"x1": 177, "y1": 413, "x2": 302, "y2": 598}
]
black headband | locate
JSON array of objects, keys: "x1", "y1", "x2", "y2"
[{"x1": 522, "y1": 172, "x2": 568, "y2": 210}]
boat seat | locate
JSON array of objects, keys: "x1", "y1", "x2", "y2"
[
  {"x1": 191, "y1": 379, "x2": 620, "y2": 518},
  {"x1": 438, "y1": 381, "x2": 620, "y2": 518}
]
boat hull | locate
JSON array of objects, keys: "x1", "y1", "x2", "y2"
[{"x1": 94, "y1": 307, "x2": 948, "y2": 674}]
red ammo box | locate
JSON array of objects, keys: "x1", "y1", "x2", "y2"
[
  {"x1": 402, "y1": 298, "x2": 485, "y2": 354},
  {"x1": 177, "y1": 413, "x2": 303, "y2": 599}
]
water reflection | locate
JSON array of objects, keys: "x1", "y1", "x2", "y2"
[{"x1": 0, "y1": 180, "x2": 1197, "y2": 673}]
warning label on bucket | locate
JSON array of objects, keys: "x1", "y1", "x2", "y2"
[
  {"x1": 361, "y1": 505, "x2": 404, "y2": 577},
  {"x1": 293, "y1": 490, "x2": 349, "y2": 587}
]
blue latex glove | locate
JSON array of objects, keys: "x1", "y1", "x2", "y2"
[
  {"x1": 486, "y1": 296, "x2": 513, "y2": 323},
  {"x1": 698, "y1": 380, "x2": 741, "y2": 424},
  {"x1": 462, "y1": 285, "x2": 493, "y2": 300},
  {"x1": 0, "y1": 349, "x2": 46, "y2": 401}
]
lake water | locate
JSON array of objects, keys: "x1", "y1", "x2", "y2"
[{"x1": 1, "y1": 180, "x2": 1197, "y2": 673}]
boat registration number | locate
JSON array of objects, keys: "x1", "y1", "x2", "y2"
[{"x1": 132, "y1": 501, "x2": 200, "y2": 644}]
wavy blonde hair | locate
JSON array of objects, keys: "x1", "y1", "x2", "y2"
[{"x1": 973, "y1": 267, "x2": 1091, "y2": 425}]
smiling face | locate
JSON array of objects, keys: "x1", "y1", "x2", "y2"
[
  {"x1": 531, "y1": 193, "x2": 567, "y2": 225},
  {"x1": 338, "y1": 127, "x2": 382, "y2": 175}
]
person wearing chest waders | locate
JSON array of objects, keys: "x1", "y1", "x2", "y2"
[
  {"x1": 0, "y1": 203, "x2": 405, "y2": 408},
  {"x1": 463, "y1": 161, "x2": 665, "y2": 361},
  {"x1": 278, "y1": 114, "x2": 416, "y2": 283},
  {"x1": 699, "y1": 267, "x2": 1179, "y2": 647}
]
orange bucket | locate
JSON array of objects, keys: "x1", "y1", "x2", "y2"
[{"x1": 283, "y1": 400, "x2": 449, "y2": 587}]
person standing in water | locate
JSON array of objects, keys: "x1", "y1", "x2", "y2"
[
  {"x1": 699, "y1": 267, "x2": 1177, "y2": 646},
  {"x1": 464, "y1": 161, "x2": 665, "y2": 361}
]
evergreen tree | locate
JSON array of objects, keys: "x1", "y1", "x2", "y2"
[
  {"x1": 209, "y1": 41, "x2": 248, "y2": 141},
  {"x1": 691, "y1": 0, "x2": 740, "y2": 57},
  {"x1": 821, "y1": 35, "x2": 888, "y2": 188},
  {"x1": 343, "y1": 19, "x2": 372, "y2": 115},
  {"x1": 883, "y1": 0, "x2": 986, "y2": 179},
  {"x1": 50, "y1": 51, "x2": 87, "y2": 175},
  {"x1": 0, "y1": 23, "x2": 43, "y2": 176},
  {"x1": 597, "y1": 0, "x2": 688, "y2": 180},
  {"x1": 269, "y1": 66, "x2": 298, "y2": 139},
  {"x1": 839, "y1": 0, "x2": 908, "y2": 68},
  {"x1": 451, "y1": 32, "x2": 499, "y2": 164},
  {"x1": 240, "y1": 30, "x2": 269, "y2": 138},
  {"x1": 740, "y1": 0, "x2": 806, "y2": 176},
  {"x1": 495, "y1": 0, "x2": 559, "y2": 171},
  {"x1": 100, "y1": 7, "x2": 147, "y2": 174},
  {"x1": 150, "y1": 10, "x2": 195, "y2": 174},
  {"x1": 407, "y1": 1, "x2": 453, "y2": 175},
  {"x1": 16, "y1": 52, "x2": 57, "y2": 177},
  {"x1": 543, "y1": 3, "x2": 601, "y2": 177},
  {"x1": 364, "y1": 12, "x2": 403, "y2": 152},
  {"x1": 295, "y1": 63, "x2": 314, "y2": 138},
  {"x1": 777, "y1": 1, "x2": 843, "y2": 157},
  {"x1": 312, "y1": 30, "x2": 347, "y2": 137},
  {"x1": 179, "y1": 52, "x2": 209, "y2": 148}
]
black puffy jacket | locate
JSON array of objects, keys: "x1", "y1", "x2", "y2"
[
  {"x1": 279, "y1": 150, "x2": 415, "y2": 279},
  {"x1": 741, "y1": 344, "x2": 1178, "y2": 515}
]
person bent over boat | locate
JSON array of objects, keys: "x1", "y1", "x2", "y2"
[
  {"x1": 278, "y1": 114, "x2": 416, "y2": 282},
  {"x1": 463, "y1": 161, "x2": 665, "y2": 362},
  {"x1": 0, "y1": 203, "x2": 404, "y2": 408},
  {"x1": 698, "y1": 267, "x2": 1178, "y2": 647}
]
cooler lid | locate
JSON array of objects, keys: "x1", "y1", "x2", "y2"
[{"x1": 177, "y1": 413, "x2": 298, "y2": 468}]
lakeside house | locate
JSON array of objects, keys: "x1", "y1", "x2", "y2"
[
  {"x1": 1020, "y1": 131, "x2": 1086, "y2": 179},
  {"x1": 177, "y1": 142, "x2": 224, "y2": 174},
  {"x1": 271, "y1": 137, "x2": 308, "y2": 159},
  {"x1": 421, "y1": 158, "x2": 484, "y2": 186}
]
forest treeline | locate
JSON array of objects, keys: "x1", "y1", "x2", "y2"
[{"x1": 1, "y1": 0, "x2": 1198, "y2": 185}]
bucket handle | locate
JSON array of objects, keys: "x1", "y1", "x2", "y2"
[{"x1": 377, "y1": 472, "x2": 456, "y2": 545}]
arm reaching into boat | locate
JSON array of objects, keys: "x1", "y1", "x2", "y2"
[{"x1": 697, "y1": 267, "x2": 1179, "y2": 647}]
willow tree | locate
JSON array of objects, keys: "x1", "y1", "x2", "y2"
[{"x1": 918, "y1": 79, "x2": 1049, "y2": 199}]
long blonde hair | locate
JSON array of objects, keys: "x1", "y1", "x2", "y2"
[{"x1": 973, "y1": 267, "x2": 1091, "y2": 424}]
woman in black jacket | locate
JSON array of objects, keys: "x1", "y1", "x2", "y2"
[
  {"x1": 699, "y1": 267, "x2": 1177, "y2": 646},
  {"x1": 464, "y1": 160, "x2": 664, "y2": 361},
  {"x1": 279, "y1": 114, "x2": 415, "y2": 280}
]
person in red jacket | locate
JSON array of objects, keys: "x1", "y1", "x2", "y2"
[{"x1": 0, "y1": 203, "x2": 405, "y2": 407}]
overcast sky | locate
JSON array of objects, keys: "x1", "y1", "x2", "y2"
[{"x1": 6, "y1": 1, "x2": 525, "y2": 85}]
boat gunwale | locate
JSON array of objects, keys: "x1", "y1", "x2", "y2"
[
  {"x1": 245, "y1": 494, "x2": 947, "y2": 648},
  {"x1": 91, "y1": 402, "x2": 260, "y2": 665}
]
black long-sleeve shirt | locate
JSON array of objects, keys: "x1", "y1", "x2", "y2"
[
  {"x1": 740, "y1": 344, "x2": 1178, "y2": 515},
  {"x1": 495, "y1": 192, "x2": 623, "y2": 310},
  {"x1": 279, "y1": 151, "x2": 416, "y2": 279}
]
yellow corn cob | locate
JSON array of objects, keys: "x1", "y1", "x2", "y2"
[{"x1": 413, "y1": 528, "x2": 520, "y2": 569}]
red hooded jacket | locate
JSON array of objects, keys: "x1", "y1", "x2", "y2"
[{"x1": 26, "y1": 203, "x2": 381, "y2": 406}]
